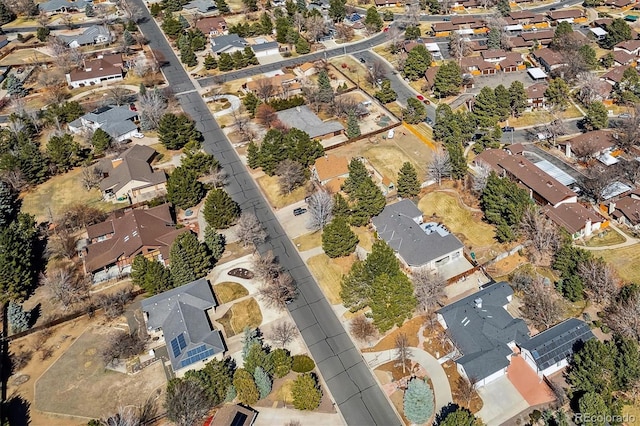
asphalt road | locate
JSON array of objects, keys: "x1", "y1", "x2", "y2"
[{"x1": 131, "y1": 2, "x2": 401, "y2": 425}]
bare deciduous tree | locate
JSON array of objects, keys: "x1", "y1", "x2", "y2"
[
  {"x1": 395, "y1": 332, "x2": 412, "y2": 374},
  {"x1": 231, "y1": 108, "x2": 251, "y2": 140},
  {"x1": 138, "y1": 90, "x2": 167, "y2": 130},
  {"x1": 258, "y1": 273, "x2": 297, "y2": 310},
  {"x1": 108, "y1": 86, "x2": 130, "y2": 106},
  {"x1": 253, "y1": 78, "x2": 275, "y2": 102},
  {"x1": 350, "y1": 315, "x2": 377, "y2": 343},
  {"x1": 569, "y1": 138, "x2": 601, "y2": 162},
  {"x1": 235, "y1": 212, "x2": 267, "y2": 248},
  {"x1": 81, "y1": 166, "x2": 103, "y2": 190},
  {"x1": 578, "y1": 258, "x2": 618, "y2": 304},
  {"x1": 456, "y1": 375, "x2": 478, "y2": 408},
  {"x1": 427, "y1": 148, "x2": 451, "y2": 186},
  {"x1": 255, "y1": 103, "x2": 278, "y2": 128},
  {"x1": 98, "y1": 287, "x2": 134, "y2": 319},
  {"x1": 269, "y1": 320, "x2": 298, "y2": 347},
  {"x1": 449, "y1": 32, "x2": 472, "y2": 62},
  {"x1": 99, "y1": 406, "x2": 140, "y2": 426},
  {"x1": 576, "y1": 72, "x2": 603, "y2": 105},
  {"x1": 520, "y1": 206, "x2": 559, "y2": 266},
  {"x1": 165, "y1": 378, "x2": 210, "y2": 426},
  {"x1": 276, "y1": 159, "x2": 306, "y2": 195},
  {"x1": 335, "y1": 23, "x2": 354, "y2": 42},
  {"x1": 412, "y1": 267, "x2": 446, "y2": 314},
  {"x1": 521, "y1": 278, "x2": 563, "y2": 330},
  {"x1": 307, "y1": 190, "x2": 334, "y2": 231},
  {"x1": 606, "y1": 293, "x2": 640, "y2": 341},
  {"x1": 366, "y1": 60, "x2": 387, "y2": 86},
  {"x1": 251, "y1": 250, "x2": 281, "y2": 283},
  {"x1": 41, "y1": 262, "x2": 89, "y2": 308},
  {"x1": 582, "y1": 169, "x2": 614, "y2": 203},
  {"x1": 615, "y1": 107, "x2": 640, "y2": 152},
  {"x1": 471, "y1": 161, "x2": 492, "y2": 194},
  {"x1": 101, "y1": 330, "x2": 147, "y2": 365},
  {"x1": 306, "y1": 15, "x2": 328, "y2": 42},
  {"x1": 47, "y1": 229, "x2": 80, "y2": 260}
]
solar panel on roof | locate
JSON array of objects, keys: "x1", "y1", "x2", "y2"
[{"x1": 170, "y1": 334, "x2": 187, "y2": 358}]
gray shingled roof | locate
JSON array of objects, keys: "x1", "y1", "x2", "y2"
[
  {"x1": 141, "y1": 279, "x2": 225, "y2": 370},
  {"x1": 252, "y1": 41, "x2": 279, "y2": 52},
  {"x1": 520, "y1": 318, "x2": 595, "y2": 371},
  {"x1": 211, "y1": 34, "x2": 247, "y2": 54},
  {"x1": 276, "y1": 105, "x2": 344, "y2": 139},
  {"x1": 100, "y1": 120, "x2": 138, "y2": 139},
  {"x1": 98, "y1": 145, "x2": 166, "y2": 193},
  {"x1": 84, "y1": 105, "x2": 138, "y2": 124},
  {"x1": 371, "y1": 200, "x2": 464, "y2": 268},
  {"x1": 59, "y1": 25, "x2": 111, "y2": 46},
  {"x1": 183, "y1": 0, "x2": 216, "y2": 12},
  {"x1": 39, "y1": 0, "x2": 87, "y2": 12},
  {"x1": 438, "y1": 282, "x2": 530, "y2": 380}
]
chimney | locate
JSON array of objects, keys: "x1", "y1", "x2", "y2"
[
  {"x1": 584, "y1": 218, "x2": 593, "y2": 237},
  {"x1": 474, "y1": 298, "x2": 483, "y2": 309},
  {"x1": 609, "y1": 202, "x2": 616, "y2": 215}
]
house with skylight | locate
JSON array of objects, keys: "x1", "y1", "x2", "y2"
[{"x1": 141, "y1": 278, "x2": 226, "y2": 374}]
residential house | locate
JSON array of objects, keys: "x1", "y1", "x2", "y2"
[
  {"x1": 195, "y1": 16, "x2": 228, "y2": 37},
  {"x1": 518, "y1": 29, "x2": 556, "y2": 46},
  {"x1": 211, "y1": 34, "x2": 247, "y2": 56},
  {"x1": 374, "y1": 0, "x2": 397, "y2": 6},
  {"x1": 295, "y1": 62, "x2": 317, "y2": 77},
  {"x1": 424, "y1": 66, "x2": 439, "y2": 92},
  {"x1": 532, "y1": 48, "x2": 566, "y2": 72},
  {"x1": 608, "y1": 192, "x2": 640, "y2": 229},
  {"x1": 312, "y1": 154, "x2": 349, "y2": 188},
  {"x1": 141, "y1": 279, "x2": 226, "y2": 373},
  {"x1": 69, "y1": 105, "x2": 138, "y2": 142},
  {"x1": 83, "y1": 204, "x2": 188, "y2": 278},
  {"x1": 460, "y1": 56, "x2": 497, "y2": 75},
  {"x1": 519, "y1": 318, "x2": 595, "y2": 378},
  {"x1": 276, "y1": 105, "x2": 343, "y2": 139},
  {"x1": 59, "y1": 25, "x2": 112, "y2": 48},
  {"x1": 251, "y1": 40, "x2": 279, "y2": 57},
  {"x1": 589, "y1": 27, "x2": 608, "y2": 40},
  {"x1": 39, "y1": 0, "x2": 87, "y2": 13},
  {"x1": 499, "y1": 52, "x2": 525, "y2": 72},
  {"x1": 244, "y1": 73, "x2": 301, "y2": 99},
  {"x1": 212, "y1": 405, "x2": 258, "y2": 426},
  {"x1": 614, "y1": 39, "x2": 640, "y2": 56},
  {"x1": 605, "y1": 0, "x2": 635, "y2": 8},
  {"x1": 97, "y1": 145, "x2": 167, "y2": 204},
  {"x1": 183, "y1": 0, "x2": 217, "y2": 12},
  {"x1": 475, "y1": 149, "x2": 577, "y2": 207},
  {"x1": 526, "y1": 83, "x2": 548, "y2": 110},
  {"x1": 508, "y1": 11, "x2": 549, "y2": 29},
  {"x1": 613, "y1": 49, "x2": 636, "y2": 66},
  {"x1": 558, "y1": 130, "x2": 617, "y2": 161},
  {"x1": 481, "y1": 49, "x2": 508, "y2": 63},
  {"x1": 601, "y1": 64, "x2": 638, "y2": 86},
  {"x1": 371, "y1": 200, "x2": 465, "y2": 271},
  {"x1": 543, "y1": 203, "x2": 606, "y2": 239},
  {"x1": 437, "y1": 282, "x2": 529, "y2": 386},
  {"x1": 65, "y1": 53, "x2": 124, "y2": 88},
  {"x1": 547, "y1": 9, "x2": 586, "y2": 23},
  {"x1": 594, "y1": 18, "x2": 613, "y2": 28}
]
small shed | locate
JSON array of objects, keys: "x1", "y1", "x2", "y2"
[
  {"x1": 589, "y1": 27, "x2": 608, "y2": 40},
  {"x1": 527, "y1": 67, "x2": 548, "y2": 80}
]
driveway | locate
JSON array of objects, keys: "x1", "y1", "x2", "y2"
[
  {"x1": 274, "y1": 199, "x2": 311, "y2": 240},
  {"x1": 476, "y1": 375, "x2": 530, "y2": 426},
  {"x1": 507, "y1": 354, "x2": 555, "y2": 406}
]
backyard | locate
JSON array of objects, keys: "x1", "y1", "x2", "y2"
[
  {"x1": 34, "y1": 327, "x2": 167, "y2": 419},
  {"x1": 21, "y1": 167, "x2": 126, "y2": 223}
]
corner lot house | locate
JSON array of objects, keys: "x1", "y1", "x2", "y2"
[
  {"x1": 69, "y1": 105, "x2": 139, "y2": 142},
  {"x1": 82, "y1": 204, "x2": 188, "y2": 281},
  {"x1": 39, "y1": 0, "x2": 88, "y2": 13},
  {"x1": 141, "y1": 279, "x2": 226, "y2": 374},
  {"x1": 65, "y1": 53, "x2": 124, "y2": 88},
  {"x1": 372, "y1": 200, "x2": 465, "y2": 272},
  {"x1": 276, "y1": 105, "x2": 344, "y2": 139},
  {"x1": 98, "y1": 145, "x2": 167, "y2": 204}
]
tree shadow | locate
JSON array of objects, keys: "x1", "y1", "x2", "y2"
[
  {"x1": 2, "y1": 393, "x2": 30, "y2": 425},
  {"x1": 433, "y1": 403, "x2": 464, "y2": 425},
  {"x1": 28, "y1": 303, "x2": 41, "y2": 328}
]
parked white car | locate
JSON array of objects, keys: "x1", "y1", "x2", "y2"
[{"x1": 133, "y1": 133, "x2": 145, "y2": 139}]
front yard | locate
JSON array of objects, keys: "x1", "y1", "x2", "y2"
[
  {"x1": 306, "y1": 253, "x2": 355, "y2": 305},
  {"x1": 256, "y1": 174, "x2": 311, "y2": 209}
]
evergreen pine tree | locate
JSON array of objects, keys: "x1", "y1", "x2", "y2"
[
  {"x1": 247, "y1": 141, "x2": 261, "y2": 168},
  {"x1": 253, "y1": 366, "x2": 272, "y2": 399},
  {"x1": 322, "y1": 217, "x2": 358, "y2": 258},
  {"x1": 295, "y1": 36, "x2": 310, "y2": 54},
  {"x1": 232, "y1": 50, "x2": 246, "y2": 69},
  {"x1": 243, "y1": 92, "x2": 260, "y2": 116},
  {"x1": 374, "y1": 79, "x2": 397, "y2": 103},
  {"x1": 350, "y1": 178, "x2": 385, "y2": 226},
  {"x1": 218, "y1": 53, "x2": 234, "y2": 71},
  {"x1": 91, "y1": 128, "x2": 112, "y2": 155},
  {"x1": 292, "y1": 373, "x2": 322, "y2": 410},
  {"x1": 494, "y1": 84, "x2": 511, "y2": 121},
  {"x1": 269, "y1": 348, "x2": 293, "y2": 378},
  {"x1": 332, "y1": 193, "x2": 350, "y2": 218},
  {"x1": 487, "y1": 26, "x2": 501, "y2": 49},
  {"x1": 233, "y1": 369, "x2": 259, "y2": 405},
  {"x1": 181, "y1": 44, "x2": 198, "y2": 67},
  {"x1": 370, "y1": 272, "x2": 416, "y2": 332},
  {"x1": 342, "y1": 158, "x2": 369, "y2": 195},
  {"x1": 0, "y1": 180, "x2": 19, "y2": 228},
  {"x1": 7, "y1": 300, "x2": 30, "y2": 334},
  {"x1": 260, "y1": 12, "x2": 273, "y2": 34},
  {"x1": 473, "y1": 86, "x2": 498, "y2": 128},
  {"x1": 167, "y1": 167, "x2": 206, "y2": 209},
  {"x1": 170, "y1": 232, "x2": 212, "y2": 286},
  {"x1": 0, "y1": 1, "x2": 16, "y2": 25},
  {"x1": 161, "y1": 12, "x2": 183, "y2": 39},
  {"x1": 123, "y1": 29, "x2": 135, "y2": 46},
  {"x1": 178, "y1": 14, "x2": 190, "y2": 29},
  {"x1": 328, "y1": 0, "x2": 346, "y2": 22},
  {"x1": 317, "y1": 70, "x2": 334, "y2": 103},
  {"x1": 496, "y1": 0, "x2": 510, "y2": 16},
  {"x1": 17, "y1": 140, "x2": 48, "y2": 184},
  {"x1": 345, "y1": 111, "x2": 361, "y2": 138},
  {"x1": 0, "y1": 213, "x2": 39, "y2": 301},
  {"x1": 139, "y1": 83, "x2": 147, "y2": 96},
  {"x1": 215, "y1": 0, "x2": 230, "y2": 13},
  {"x1": 364, "y1": 6, "x2": 383, "y2": 32},
  {"x1": 203, "y1": 189, "x2": 241, "y2": 229},
  {"x1": 142, "y1": 259, "x2": 174, "y2": 294},
  {"x1": 433, "y1": 61, "x2": 462, "y2": 97},
  {"x1": 403, "y1": 378, "x2": 434, "y2": 424},
  {"x1": 403, "y1": 45, "x2": 432, "y2": 81},
  {"x1": 204, "y1": 225, "x2": 226, "y2": 262},
  {"x1": 204, "y1": 54, "x2": 218, "y2": 70},
  {"x1": 397, "y1": 162, "x2": 420, "y2": 198},
  {"x1": 243, "y1": 46, "x2": 258, "y2": 66},
  {"x1": 46, "y1": 133, "x2": 81, "y2": 173},
  {"x1": 508, "y1": 81, "x2": 527, "y2": 117},
  {"x1": 5, "y1": 75, "x2": 27, "y2": 97}
]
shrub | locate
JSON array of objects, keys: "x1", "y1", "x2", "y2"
[
  {"x1": 268, "y1": 96, "x2": 305, "y2": 112},
  {"x1": 292, "y1": 354, "x2": 315, "y2": 373}
]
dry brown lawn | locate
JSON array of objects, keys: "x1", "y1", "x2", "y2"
[
  {"x1": 306, "y1": 254, "x2": 356, "y2": 305},
  {"x1": 364, "y1": 316, "x2": 424, "y2": 352},
  {"x1": 257, "y1": 175, "x2": 311, "y2": 209},
  {"x1": 150, "y1": 143, "x2": 181, "y2": 165},
  {"x1": 443, "y1": 360, "x2": 483, "y2": 413},
  {"x1": 33, "y1": 326, "x2": 166, "y2": 419},
  {"x1": 20, "y1": 167, "x2": 126, "y2": 223},
  {"x1": 217, "y1": 298, "x2": 262, "y2": 337},
  {"x1": 213, "y1": 282, "x2": 249, "y2": 304},
  {"x1": 418, "y1": 191, "x2": 496, "y2": 250},
  {"x1": 362, "y1": 138, "x2": 429, "y2": 182},
  {"x1": 0, "y1": 49, "x2": 53, "y2": 65},
  {"x1": 581, "y1": 228, "x2": 626, "y2": 247},
  {"x1": 293, "y1": 231, "x2": 323, "y2": 251},
  {"x1": 598, "y1": 244, "x2": 640, "y2": 283},
  {"x1": 353, "y1": 226, "x2": 374, "y2": 251}
]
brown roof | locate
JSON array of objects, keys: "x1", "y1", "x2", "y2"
[
  {"x1": 548, "y1": 9, "x2": 584, "y2": 20},
  {"x1": 533, "y1": 48, "x2": 566, "y2": 67},
  {"x1": 246, "y1": 73, "x2": 298, "y2": 92},
  {"x1": 474, "y1": 149, "x2": 576, "y2": 206},
  {"x1": 68, "y1": 54, "x2": 123, "y2": 82},
  {"x1": 615, "y1": 39, "x2": 640, "y2": 52},
  {"x1": 432, "y1": 22, "x2": 456, "y2": 32},
  {"x1": 543, "y1": 203, "x2": 605, "y2": 234},
  {"x1": 499, "y1": 52, "x2": 524, "y2": 68},
  {"x1": 460, "y1": 56, "x2": 496, "y2": 71},
  {"x1": 507, "y1": 143, "x2": 526, "y2": 155},
  {"x1": 212, "y1": 404, "x2": 258, "y2": 426},
  {"x1": 314, "y1": 154, "x2": 349, "y2": 182},
  {"x1": 612, "y1": 196, "x2": 640, "y2": 225},
  {"x1": 613, "y1": 49, "x2": 635, "y2": 65},
  {"x1": 84, "y1": 204, "x2": 188, "y2": 273},
  {"x1": 98, "y1": 145, "x2": 166, "y2": 194},
  {"x1": 561, "y1": 130, "x2": 616, "y2": 154},
  {"x1": 298, "y1": 62, "x2": 315, "y2": 72},
  {"x1": 605, "y1": 0, "x2": 634, "y2": 7},
  {"x1": 509, "y1": 11, "x2": 536, "y2": 20},
  {"x1": 451, "y1": 16, "x2": 481, "y2": 25},
  {"x1": 481, "y1": 49, "x2": 508, "y2": 60},
  {"x1": 195, "y1": 16, "x2": 227, "y2": 34},
  {"x1": 526, "y1": 82, "x2": 548, "y2": 99},
  {"x1": 425, "y1": 66, "x2": 439, "y2": 87},
  {"x1": 594, "y1": 18, "x2": 613, "y2": 28},
  {"x1": 602, "y1": 64, "x2": 636, "y2": 83},
  {"x1": 521, "y1": 29, "x2": 555, "y2": 41}
]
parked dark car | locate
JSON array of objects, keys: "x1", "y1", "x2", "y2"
[
  {"x1": 359, "y1": 57, "x2": 366, "y2": 63},
  {"x1": 424, "y1": 117, "x2": 434, "y2": 125},
  {"x1": 502, "y1": 126, "x2": 515, "y2": 132},
  {"x1": 293, "y1": 207, "x2": 307, "y2": 216}
]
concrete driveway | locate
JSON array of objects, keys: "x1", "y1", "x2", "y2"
[
  {"x1": 274, "y1": 199, "x2": 311, "y2": 239},
  {"x1": 477, "y1": 375, "x2": 530, "y2": 426}
]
